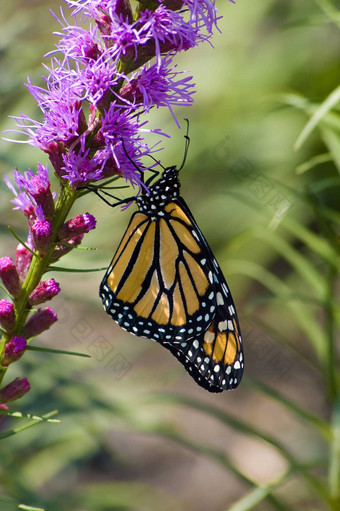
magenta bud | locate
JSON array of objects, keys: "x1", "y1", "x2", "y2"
[
  {"x1": 114, "y1": 0, "x2": 133, "y2": 22},
  {"x1": 29, "y1": 279, "x2": 61, "y2": 305},
  {"x1": 22, "y1": 307, "x2": 57, "y2": 339},
  {"x1": 31, "y1": 218, "x2": 53, "y2": 255},
  {"x1": 58, "y1": 213, "x2": 97, "y2": 241},
  {"x1": 3, "y1": 336, "x2": 27, "y2": 366},
  {"x1": 0, "y1": 377, "x2": 30, "y2": 403},
  {"x1": 0, "y1": 299, "x2": 16, "y2": 332},
  {"x1": 15, "y1": 243, "x2": 33, "y2": 281},
  {"x1": 0, "y1": 257, "x2": 21, "y2": 298}
]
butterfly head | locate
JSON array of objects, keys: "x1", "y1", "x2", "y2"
[{"x1": 137, "y1": 165, "x2": 181, "y2": 214}]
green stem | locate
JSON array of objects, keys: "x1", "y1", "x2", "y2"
[
  {"x1": 329, "y1": 396, "x2": 340, "y2": 510},
  {"x1": 325, "y1": 264, "x2": 338, "y2": 403},
  {"x1": 0, "y1": 184, "x2": 79, "y2": 386}
]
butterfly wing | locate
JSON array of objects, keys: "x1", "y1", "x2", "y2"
[{"x1": 100, "y1": 202, "x2": 218, "y2": 342}]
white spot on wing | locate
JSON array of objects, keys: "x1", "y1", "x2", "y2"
[{"x1": 204, "y1": 331, "x2": 215, "y2": 343}]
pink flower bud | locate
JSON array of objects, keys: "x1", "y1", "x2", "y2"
[
  {"x1": 15, "y1": 243, "x2": 33, "y2": 281},
  {"x1": 3, "y1": 336, "x2": 27, "y2": 366},
  {"x1": 0, "y1": 257, "x2": 21, "y2": 298},
  {"x1": 31, "y1": 218, "x2": 53, "y2": 255},
  {"x1": 22, "y1": 307, "x2": 57, "y2": 339},
  {"x1": 0, "y1": 299, "x2": 16, "y2": 332},
  {"x1": 0, "y1": 377, "x2": 30, "y2": 403},
  {"x1": 29, "y1": 279, "x2": 61, "y2": 305},
  {"x1": 58, "y1": 213, "x2": 96, "y2": 241},
  {"x1": 51, "y1": 234, "x2": 84, "y2": 262}
]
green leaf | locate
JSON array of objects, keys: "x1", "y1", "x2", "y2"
[
  {"x1": 18, "y1": 505, "x2": 45, "y2": 511},
  {"x1": 46, "y1": 265, "x2": 107, "y2": 273},
  {"x1": 314, "y1": 0, "x2": 340, "y2": 29},
  {"x1": 296, "y1": 153, "x2": 333, "y2": 174},
  {"x1": 0, "y1": 410, "x2": 59, "y2": 440},
  {"x1": 320, "y1": 125, "x2": 340, "y2": 172},
  {"x1": 294, "y1": 85, "x2": 340, "y2": 150},
  {"x1": 0, "y1": 409, "x2": 60, "y2": 422},
  {"x1": 7, "y1": 226, "x2": 39, "y2": 258},
  {"x1": 27, "y1": 345, "x2": 91, "y2": 358}
]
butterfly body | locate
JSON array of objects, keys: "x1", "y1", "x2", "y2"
[{"x1": 100, "y1": 165, "x2": 244, "y2": 392}]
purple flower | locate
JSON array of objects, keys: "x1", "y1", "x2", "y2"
[
  {"x1": 58, "y1": 213, "x2": 97, "y2": 240},
  {"x1": 30, "y1": 206, "x2": 53, "y2": 255},
  {"x1": 100, "y1": 103, "x2": 162, "y2": 179},
  {"x1": 3, "y1": 336, "x2": 27, "y2": 366},
  {"x1": 60, "y1": 145, "x2": 105, "y2": 186},
  {"x1": 107, "y1": 16, "x2": 148, "y2": 63},
  {"x1": 120, "y1": 57, "x2": 195, "y2": 126},
  {"x1": 5, "y1": 175, "x2": 36, "y2": 218},
  {"x1": 15, "y1": 77, "x2": 84, "y2": 152},
  {"x1": 0, "y1": 299, "x2": 16, "y2": 332},
  {"x1": 0, "y1": 257, "x2": 21, "y2": 298},
  {"x1": 29, "y1": 279, "x2": 61, "y2": 305},
  {"x1": 138, "y1": 5, "x2": 198, "y2": 67},
  {"x1": 0, "y1": 377, "x2": 30, "y2": 403},
  {"x1": 54, "y1": 22, "x2": 102, "y2": 63},
  {"x1": 22, "y1": 307, "x2": 58, "y2": 339},
  {"x1": 13, "y1": 164, "x2": 55, "y2": 220},
  {"x1": 182, "y1": 0, "x2": 219, "y2": 33}
]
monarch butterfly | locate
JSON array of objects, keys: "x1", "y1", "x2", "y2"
[{"x1": 99, "y1": 138, "x2": 244, "y2": 392}]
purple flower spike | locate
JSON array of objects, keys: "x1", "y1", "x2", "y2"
[
  {"x1": 3, "y1": 336, "x2": 27, "y2": 366},
  {"x1": 0, "y1": 377, "x2": 30, "y2": 403},
  {"x1": 22, "y1": 307, "x2": 57, "y2": 339},
  {"x1": 58, "y1": 213, "x2": 97, "y2": 240},
  {"x1": 30, "y1": 206, "x2": 53, "y2": 255},
  {"x1": 0, "y1": 257, "x2": 21, "y2": 298},
  {"x1": 0, "y1": 299, "x2": 16, "y2": 332},
  {"x1": 29, "y1": 279, "x2": 61, "y2": 305}
]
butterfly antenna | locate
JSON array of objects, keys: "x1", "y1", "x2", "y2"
[{"x1": 179, "y1": 118, "x2": 190, "y2": 171}]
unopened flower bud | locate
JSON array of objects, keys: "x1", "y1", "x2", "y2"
[
  {"x1": 0, "y1": 377, "x2": 30, "y2": 403},
  {"x1": 15, "y1": 242, "x2": 33, "y2": 281},
  {"x1": 3, "y1": 336, "x2": 27, "y2": 366},
  {"x1": 29, "y1": 279, "x2": 61, "y2": 305},
  {"x1": 0, "y1": 257, "x2": 21, "y2": 298},
  {"x1": 31, "y1": 218, "x2": 53, "y2": 255},
  {"x1": 22, "y1": 307, "x2": 57, "y2": 339},
  {"x1": 58, "y1": 213, "x2": 96, "y2": 241},
  {"x1": 0, "y1": 299, "x2": 16, "y2": 332},
  {"x1": 51, "y1": 234, "x2": 84, "y2": 262}
]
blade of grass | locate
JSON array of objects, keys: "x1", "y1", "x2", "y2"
[
  {"x1": 296, "y1": 153, "x2": 333, "y2": 174},
  {"x1": 227, "y1": 469, "x2": 292, "y2": 511},
  {"x1": 293, "y1": 85, "x2": 340, "y2": 150},
  {"x1": 320, "y1": 125, "x2": 340, "y2": 172},
  {"x1": 329, "y1": 395, "x2": 340, "y2": 510}
]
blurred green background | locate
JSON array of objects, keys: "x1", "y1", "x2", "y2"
[{"x1": 0, "y1": 1, "x2": 340, "y2": 510}]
